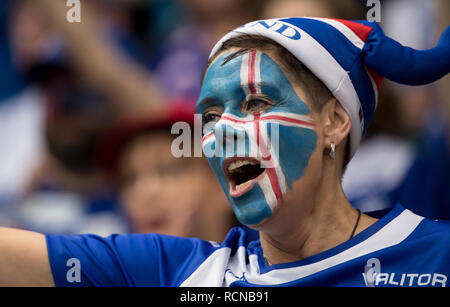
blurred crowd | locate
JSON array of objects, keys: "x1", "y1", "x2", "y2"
[{"x1": 0, "y1": 0, "x2": 448, "y2": 240}]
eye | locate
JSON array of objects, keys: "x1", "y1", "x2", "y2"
[
  {"x1": 202, "y1": 111, "x2": 221, "y2": 125},
  {"x1": 243, "y1": 97, "x2": 273, "y2": 112}
]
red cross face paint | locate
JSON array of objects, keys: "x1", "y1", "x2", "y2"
[{"x1": 197, "y1": 50, "x2": 317, "y2": 226}]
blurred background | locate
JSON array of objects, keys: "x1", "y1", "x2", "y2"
[{"x1": 0, "y1": 0, "x2": 448, "y2": 240}]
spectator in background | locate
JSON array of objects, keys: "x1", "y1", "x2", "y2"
[
  {"x1": 97, "y1": 105, "x2": 237, "y2": 242},
  {"x1": 24, "y1": 0, "x2": 269, "y2": 116},
  {"x1": 15, "y1": 68, "x2": 127, "y2": 236},
  {"x1": 0, "y1": 0, "x2": 46, "y2": 226},
  {"x1": 0, "y1": 1, "x2": 28, "y2": 102},
  {"x1": 151, "y1": 0, "x2": 269, "y2": 103},
  {"x1": 1, "y1": 0, "x2": 149, "y2": 234},
  {"x1": 262, "y1": 0, "x2": 365, "y2": 20}
]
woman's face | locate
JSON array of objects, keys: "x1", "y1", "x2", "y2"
[{"x1": 196, "y1": 49, "x2": 322, "y2": 227}]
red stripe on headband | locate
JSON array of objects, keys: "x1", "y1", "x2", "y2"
[
  {"x1": 367, "y1": 67, "x2": 383, "y2": 91},
  {"x1": 330, "y1": 18, "x2": 374, "y2": 42}
]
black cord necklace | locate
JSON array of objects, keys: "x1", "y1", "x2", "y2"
[
  {"x1": 349, "y1": 209, "x2": 361, "y2": 240},
  {"x1": 264, "y1": 209, "x2": 363, "y2": 266}
]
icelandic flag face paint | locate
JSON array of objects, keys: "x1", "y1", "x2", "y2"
[{"x1": 197, "y1": 50, "x2": 317, "y2": 226}]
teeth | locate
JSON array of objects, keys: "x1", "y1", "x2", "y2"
[
  {"x1": 228, "y1": 160, "x2": 258, "y2": 172},
  {"x1": 236, "y1": 180, "x2": 253, "y2": 191}
]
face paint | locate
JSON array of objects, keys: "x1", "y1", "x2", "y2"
[{"x1": 197, "y1": 50, "x2": 317, "y2": 226}]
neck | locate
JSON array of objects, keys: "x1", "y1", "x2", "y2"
[{"x1": 259, "y1": 161, "x2": 376, "y2": 266}]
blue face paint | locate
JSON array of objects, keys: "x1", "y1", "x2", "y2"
[{"x1": 197, "y1": 50, "x2": 317, "y2": 226}]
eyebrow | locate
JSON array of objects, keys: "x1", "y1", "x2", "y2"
[
  {"x1": 197, "y1": 97, "x2": 218, "y2": 108},
  {"x1": 221, "y1": 49, "x2": 251, "y2": 66},
  {"x1": 252, "y1": 82, "x2": 282, "y2": 99}
]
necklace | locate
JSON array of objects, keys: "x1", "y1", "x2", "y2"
[
  {"x1": 349, "y1": 209, "x2": 361, "y2": 240},
  {"x1": 263, "y1": 209, "x2": 362, "y2": 266}
]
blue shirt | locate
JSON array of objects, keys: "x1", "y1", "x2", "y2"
[{"x1": 46, "y1": 204, "x2": 450, "y2": 287}]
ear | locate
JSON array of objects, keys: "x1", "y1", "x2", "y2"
[{"x1": 320, "y1": 98, "x2": 351, "y2": 151}]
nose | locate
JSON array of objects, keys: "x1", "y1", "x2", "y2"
[
  {"x1": 213, "y1": 122, "x2": 248, "y2": 157},
  {"x1": 131, "y1": 171, "x2": 166, "y2": 200}
]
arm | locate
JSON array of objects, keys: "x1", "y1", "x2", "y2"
[
  {"x1": 0, "y1": 227, "x2": 54, "y2": 286},
  {"x1": 33, "y1": 0, "x2": 169, "y2": 119},
  {"x1": 0, "y1": 227, "x2": 216, "y2": 286}
]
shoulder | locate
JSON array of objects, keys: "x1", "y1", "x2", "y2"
[
  {"x1": 371, "y1": 205, "x2": 450, "y2": 260},
  {"x1": 412, "y1": 216, "x2": 450, "y2": 238},
  {"x1": 401, "y1": 210, "x2": 450, "y2": 253}
]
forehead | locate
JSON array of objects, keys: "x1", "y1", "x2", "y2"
[
  {"x1": 119, "y1": 132, "x2": 174, "y2": 167},
  {"x1": 204, "y1": 49, "x2": 287, "y2": 85},
  {"x1": 199, "y1": 50, "x2": 285, "y2": 101},
  {"x1": 197, "y1": 49, "x2": 310, "y2": 113}
]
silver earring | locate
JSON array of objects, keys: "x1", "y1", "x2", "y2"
[{"x1": 330, "y1": 142, "x2": 336, "y2": 160}]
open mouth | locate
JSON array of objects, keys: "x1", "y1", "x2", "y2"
[{"x1": 224, "y1": 157, "x2": 266, "y2": 197}]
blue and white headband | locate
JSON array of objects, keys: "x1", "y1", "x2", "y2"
[{"x1": 210, "y1": 17, "x2": 450, "y2": 159}]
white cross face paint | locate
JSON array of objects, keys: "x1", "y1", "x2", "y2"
[{"x1": 197, "y1": 50, "x2": 317, "y2": 226}]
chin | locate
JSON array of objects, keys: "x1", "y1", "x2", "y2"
[{"x1": 229, "y1": 187, "x2": 276, "y2": 226}]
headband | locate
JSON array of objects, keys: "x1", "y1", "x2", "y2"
[{"x1": 210, "y1": 18, "x2": 450, "y2": 159}]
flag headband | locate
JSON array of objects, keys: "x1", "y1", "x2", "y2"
[{"x1": 209, "y1": 17, "x2": 450, "y2": 159}]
